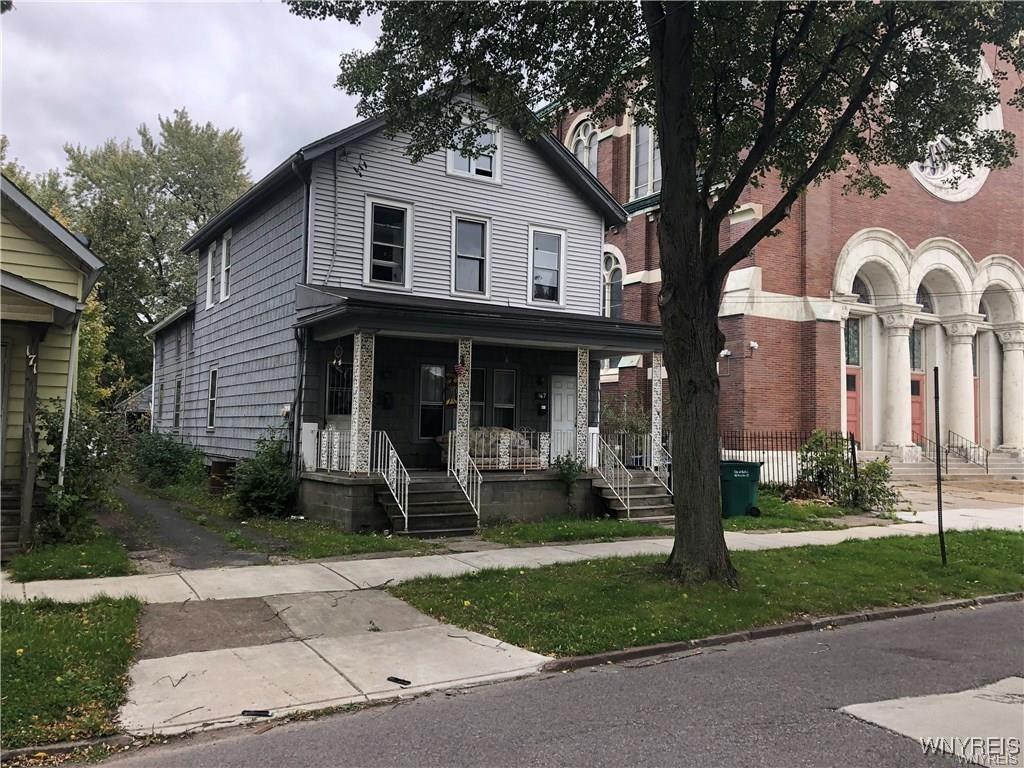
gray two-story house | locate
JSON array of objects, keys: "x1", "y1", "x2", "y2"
[{"x1": 149, "y1": 115, "x2": 668, "y2": 534}]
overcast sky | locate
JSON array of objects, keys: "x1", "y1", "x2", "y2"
[{"x1": 2, "y1": 1, "x2": 377, "y2": 180}]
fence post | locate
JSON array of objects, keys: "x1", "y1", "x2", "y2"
[
  {"x1": 849, "y1": 432, "x2": 859, "y2": 507},
  {"x1": 933, "y1": 366, "x2": 947, "y2": 566}
]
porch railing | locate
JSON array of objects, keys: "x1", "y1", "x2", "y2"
[
  {"x1": 314, "y1": 426, "x2": 352, "y2": 472},
  {"x1": 601, "y1": 432, "x2": 673, "y2": 494},
  {"x1": 913, "y1": 430, "x2": 948, "y2": 474},
  {"x1": 947, "y1": 430, "x2": 989, "y2": 473},
  {"x1": 447, "y1": 431, "x2": 482, "y2": 523},
  {"x1": 592, "y1": 433, "x2": 632, "y2": 518},
  {"x1": 370, "y1": 430, "x2": 410, "y2": 531}
]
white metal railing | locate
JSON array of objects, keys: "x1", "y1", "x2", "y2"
[
  {"x1": 653, "y1": 444, "x2": 672, "y2": 493},
  {"x1": 602, "y1": 432, "x2": 673, "y2": 494},
  {"x1": 593, "y1": 433, "x2": 633, "y2": 518},
  {"x1": 447, "y1": 431, "x2": 483, "y2": 523},
  {"x1": 370, "y1": 430, "x2": 410, "y2": 532},
  {"x1": 313, "y1": 426, "x2": 352, "y2": 472}
]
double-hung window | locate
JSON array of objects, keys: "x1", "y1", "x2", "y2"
[
  {"x1": 157, "y1": 382, "x2": 165, "y2": 420},
  {"x1": 366, "y1": 199, "x2": 411, "y2": 287},
  {"x1": 493, "y1": 369, "x2": 516, "y2": 429},
  {"x1": 529, "y1": 227, "x2": 565, "y2": 304},
  {"x1": 450, "y1": 128, "x2": 499, "y2": 180},
  {"x1": 220, "y1": 230, "x2": 232, "y2": 301},
  {"x1": 632, "y1": 123, "x2": 662, "y2": 199},
  {"x1": 418, "y1": 364, "x2": 445, "y2": 439},
  {"x1": 206, "y1": 368, "x2": 218, "y2": 430},
  {"x1": 205, "y1": 242, "x2": 217, "y2": 308},
  {"x1": 453, "y1": 216, "x2": 487, "y2": 295},
  {"x1": 173, "y1": 379, "x2": 182, "y2": 429}
]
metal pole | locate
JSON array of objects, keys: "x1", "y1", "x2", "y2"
[{"x1": 932, "y1": 366, "x2": 947, "y2": 566}]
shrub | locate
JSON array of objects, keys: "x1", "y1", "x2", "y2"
[
  {"x1": 551, "y1": 452, "x2": 589, "y2": 516},
  {"x1": 131, "y1": 431, "x2": 200, "y2": 488},
  {"x1": 600, "y1": 392, "x2": 650, "y2": 435},
  {"x1": 796, "y1": 429, "x2": 901, "y2": 515},
  {"x1": 854, "y1": 458, "x2": 902, "y2": 517},
  {"x1": 230, "y1": 431, "x2": 297, "y2": 518}
]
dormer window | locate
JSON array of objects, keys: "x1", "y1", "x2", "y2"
[
  {"x1": 571, "y1": 120, "x2": 600, "y2": 176},
  {"x1": 448, "y1": 128, "x2": 501, "y2": 182}
]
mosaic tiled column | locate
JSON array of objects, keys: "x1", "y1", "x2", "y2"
[
  {"x1": 498, "y1": 432, "x2": 511, "y2": 469},
  {"x1": 650, "y1": 351, "x2": 663, "y2": 468},
  {"x1": 576, "y1": 347, "x2": 590, "y2": 461},
  {"x1": 455, "y1": 338, "x2": 473, "y2": 478},
  {"x1": 538, "y1": 432, "x2": 551, "y2": 469},
  {"x1": 349, "y1": 332, "x2": 375, "y2": 473}
]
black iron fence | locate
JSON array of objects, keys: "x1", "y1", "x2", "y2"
[
  {"x1": 946, "y1": 430, "x2": 990, "y2": 473},
  {"x1": 719, "y1": 430, "x2": 854, "y2": 491},
  {"x1": 913, "y1": 431, "x2": 948, "y2": 474}
]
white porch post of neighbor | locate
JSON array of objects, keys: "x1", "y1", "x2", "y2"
[
  {"x1": 455, "y1": 338, "x2": 473, "y2": 476},
  {"x1": 943, "y1": 316, "x2": 982, "y2": 442},
  {"x1": 576, "y1": 347, "x2": 590, "y2": 462},
  {"x1": 880, "y1": 307, "x2": 920, "y2": 461},
  {"x1": 650, "y1": 351, "x2": 664, "y2": 467},
  {"x1": 997, "y1": 324, "x2": 1024, "y2": 453},
  {"x1": 350, "y1": 331, "x2": 375, "y2": 473}
]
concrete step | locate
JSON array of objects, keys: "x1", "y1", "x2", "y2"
[
  {"x1": 618, "y1": 514, "x2": 675, "y2": 524},
  {"x1": 609, "y1": 500, "x2": 674, "y2": 514},
  {"x1": 393, "y1": 527, "x2": 478, "y2": 539}
]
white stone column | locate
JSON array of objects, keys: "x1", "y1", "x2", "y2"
[
  {"x1": 650, "y1": 351, "x2": 663, "y2": 468},
  {"x1": 997, "y1": 324, "x2": 1024, "y2": 454},
  {"x1": 943, "y1": 316, "x2": 981, "y2": 442},
  {"x1": 454, "y1": 338, "x2": 472, "y2": 477},
  {"x1": 349, "y1": 331, "x2": 375, "y2": 473},
  {"x1": 879, "y1": 307, "x2": 919, "y2": 461},
  {"x1": 576, "y1": 347, "x2": 590, "y2": 462}
]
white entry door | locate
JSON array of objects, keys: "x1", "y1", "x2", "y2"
[{"x1": 550, "y1": 374, "x2": 576, "y2": 458}]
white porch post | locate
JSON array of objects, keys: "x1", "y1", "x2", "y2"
[
  {"x1": 879, "y1": 307, "x2": 919, "y2": 461},
  {"x1": 997, "y1": 324, "x2": 1024, "y2": 454},
  {"x1": 650, "y1": 351, "x2": 663, "y2": 467},
  {"x1": 349, "y1": 331, "x2": 375, "y2": 473},
  {"x1": 576, "y1": 347, "x2": 590, "y2": 462},
  {"x1": 455, "y1": 338, "x2": 472, "y2": 476},
  {"x1": 943, "y1": 316, "x2": 982, "y2": 442}
]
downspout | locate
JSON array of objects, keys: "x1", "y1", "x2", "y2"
[
  {"x1": 290, "y1": 155, "x2": 310, "y2": 476},
  {"x1": 57, "y1": 312, "x2": 82, "y2": 488}
]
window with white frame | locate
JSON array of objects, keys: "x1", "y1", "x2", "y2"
[
  {"x1": 450, "y1": 128, "x2": 499, "y2": 180},
  {"x1": 176, "y1": 325, "x2": 182, "y2": 359},
  {"x1": 529, "y1": 227, "x2": 564, "y2": 304},
  {"x1": 366, "y1": 200, "x2": 410, "y2": 286},
  {"x1": 570, "y1": 120, "x2": 599, "y2": 176},
  {"x1": 493, "y1": 369, "x2": 516, "y2": 429},
  {"x1": 632, "y1": 123, "x2": 662, "y2": 199},
  {"x1": 206, "y1": 368, "x2": 218, "y2": 429},
  {"x1": 173, "y1": 379, "x2": 182, "y2": 429},
  {"x1": 602, "y1": 252, "x2": 624, "y2": 319},
  {"x1": 220, "y1": 231, "x2": 232, "y2": 301},
  {"x1": 418, "y1": 364, "x2": 445, "y2": 439},
  {"x1": 157, "y1": 381, "x2": 165, "y2": 419},
  {"x1": 205, "y1": 242, "x2": 217, "y2": 308},
  {"x1": 453, "y1": 217, "x2": 487, "y2": 294}
]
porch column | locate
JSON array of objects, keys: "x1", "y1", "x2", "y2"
[
  {"x1": 575, "y1": 346, "x2": 589, "y2": 461},
  {"x1": 455, "y1": 338, "x2": 473, "y2": 475},
  {"x1": 349, "y1": 331, "x2": 375, "y2": 473},
  {"x1": 996, "y1": 324, "x2": 1024, "y2": 453},
  {"x1": 943, "y1": 316, "x2": 981, "y2": 442},
  {"x1": 650, "y1": 351, "x2": 663, "y2": 467},
  {"x1": 879, "y1": 307, "x2": 919, "y2": 461}
]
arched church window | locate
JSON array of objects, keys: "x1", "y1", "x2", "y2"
[
  {"x1": 916, "y1": 286, "x2": 935, "y2": 314},
  {"x1": 602, "y1": 252, "x2": 624, "y2": 319},
  {"x1": 852, "y1": 275, "x2": 872, "y2": 304},
  {"x1": 571, "y1": 120, "x2": 600, "y2": 176}
]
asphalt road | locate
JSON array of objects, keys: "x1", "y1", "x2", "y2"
[{"x1": 107, "y1": 602, "x2": 1023, "y2": 768}]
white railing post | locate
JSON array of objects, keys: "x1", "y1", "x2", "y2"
[
  {"x1": 370, "y1": 430, "x2": 409, "y2": 532},
  {"x1": 593, "y1": 434, "x2": 632, "y2": 518}
]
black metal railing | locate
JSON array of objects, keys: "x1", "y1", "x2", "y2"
[
  {"x1": 946, "y1": 430, "x2": 989, "y2": 473},
  {"x1": 719, "y1": 430, "x2": 853, "y2": 491},
  {"x1": 912, "y1": 431, "x2": 948, "y2": 475}
]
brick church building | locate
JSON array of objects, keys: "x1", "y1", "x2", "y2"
[{"x1": 554, "y1": 48, "x2": 1023, "y2": 460}]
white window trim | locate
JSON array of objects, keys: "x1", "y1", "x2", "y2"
[
  {"x1": 173, "y1": 378, "x2": 183, "y2": 430},
  {"x1": 526, "y1": 225, "x2": 567, "y2": 308},
  {"x1": 363, "y1": 196, "x2": 414, "y2": 291},
  {"x1": 205, "y1": 242, "x2": 216, "y2": 309},
  {"x1": 446, "y1": 126, "x2": 503, "y2": 185},
  {"x1": 449, "y1": 212, "x2": 492, "y2": 299},
  {"x1": 219, "y1": 229, "x2": 233, "y2": 302},
  {"x1": 602, "y1": 248, "x2": 626, "y2": 319},
  {"x1": 628, "y1": 113, "x2": 661, "y2": 202},
  {"x1": 206, "y1": 367, "x2": 218, "y2": 431},
  {"x1": 568, "y1": 119, "x2": 600, "y2": 176}
]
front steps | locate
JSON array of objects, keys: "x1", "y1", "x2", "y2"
[
  {"x1": 376, "y1": 473, "x2": 478, "y2": 537},
  {"x1": 594, "y1": 470, "x2": 674, "y2": 523},
  {"x1": 861, "y1": 449, "x2": 1023, "y2": 482}
]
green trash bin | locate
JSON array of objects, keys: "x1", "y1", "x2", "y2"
[{"x1": 720, "y1": 461, "x2": 763, "y2": 518}]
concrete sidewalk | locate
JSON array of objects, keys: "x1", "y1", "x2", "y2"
[{"x1": 0, "y1": 521, "x2": 983, "y2": 605}]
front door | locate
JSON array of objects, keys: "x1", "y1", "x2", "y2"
[
  {"x1": 910, "y1": 373, "x2": 925, "y2": 439},
  {"x1": 550, "y1": 374, "x2": 576, "y2": 458},
  {"x1": 845, "y1": 368, "x2": 860, "y2": 444}
]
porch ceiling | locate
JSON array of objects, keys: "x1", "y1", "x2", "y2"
[{"x1": 295, "y1": 284, "x2": 663, "y2": 354}]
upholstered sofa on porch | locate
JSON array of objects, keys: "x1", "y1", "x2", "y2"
[{"x1": 436, "y1": 427, "x2": 549, "y2": 470}]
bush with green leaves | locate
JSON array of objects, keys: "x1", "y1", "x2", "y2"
[
  {"x1": 796, "y1": 429, "x2": 901, "y2": 516},
  {"x1": 551, "y1": 452, "x2": 589, "y2": 517},
  {"x1": 230, "y1": 431, "x2": 297, "y2": 518},
  {"x1": 131, "y1": 431, "x2": 202, "y2": 488}
]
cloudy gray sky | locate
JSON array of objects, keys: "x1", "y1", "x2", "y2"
[{"x1": 2, "y1": 1, "x2": 377, "y2": 179}]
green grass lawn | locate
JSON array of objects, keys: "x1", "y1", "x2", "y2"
[
  {"x1": 483, "y1": 518, "x2": 669, "y2": 546},
  {"x1": 723, "y1": 492, "x2": 851, "y2": 532},
  {"x1": 1, "y1": 597, "x2": 141, "y2": 749},
  {"x1": 6, "y1": 533, "x2": 134, "y2": 582},
  {"x1": 228, "y1": 517, "x2": 437, "y2": 559},
  {"x1": 393, "y1": 530, "x2": 1024, "y2": 657}
]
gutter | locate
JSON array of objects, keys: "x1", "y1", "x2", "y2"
[{"x1": 57, "y1": 312, "x2": 82, "y2": 488}]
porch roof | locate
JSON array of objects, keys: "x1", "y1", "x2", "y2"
[{"x1": 295, "y1": 284, "x2": 663, "y2": 353}]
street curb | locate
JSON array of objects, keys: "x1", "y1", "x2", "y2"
[
  {"x1": 1, "y1": 734, "x2": 133, "y2": 763},
  {"x1": 540, "y1": 592, "x2": 1023, "y2": 673}
]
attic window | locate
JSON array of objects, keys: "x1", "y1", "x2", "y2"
[{"x1": 449, "y1": 128, "x2": 501, "y2": 182}]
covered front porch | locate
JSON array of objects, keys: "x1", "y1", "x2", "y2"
[{"x1": 293, "y1": 285, "x2": 664, "y2": 532}]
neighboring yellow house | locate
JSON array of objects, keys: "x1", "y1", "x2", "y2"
[{"x1": 1, "y1": 174, "x2": 104, "y2": 553}]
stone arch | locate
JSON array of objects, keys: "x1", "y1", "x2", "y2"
[
  {"x1": 973, "y1": 255, "x2": 1024, "y2": 323},
  {"x1": 909, "y1": 238, "x2": 976, "y2": 316},
  {"x1": 834, "y1": 228, "x2": 912, "y2": 301}
]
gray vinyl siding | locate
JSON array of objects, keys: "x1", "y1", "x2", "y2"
[
  {"x1": 307, "y1": 127, "x2": 605, "y2": 314},
  {"x1": 177, "y1": 182, "x2": 305, "y2": 461}
]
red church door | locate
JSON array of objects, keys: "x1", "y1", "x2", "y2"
[
  {"x1": 910, "y1": 374, "x2": 925, "y2": 439},
  {"x1": 846, "y1": 369, "x2": 860, "y2": 444}
]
